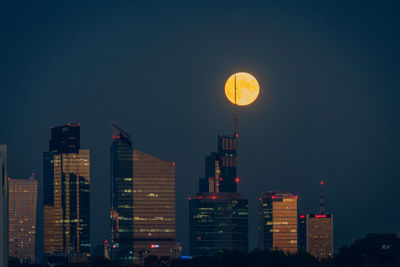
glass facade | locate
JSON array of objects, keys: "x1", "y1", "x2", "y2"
[
  {"x1": 110, "y1": 123, "x2": 134, "y2": 262},
  {"x1": 189, "y1": 134, "x2": 248, "y2": 256},
  {"x1": 189, "y1": 194, "x2": 248, "y2": 256},
  {"x1": 132, "y1": 149, "x2": 178, "y2": 261},
  {"x1": 43, "y1": 124, "x2": 91, "y2": 256},
  {"x1": 0, "y1": 145, "x2": 8, "y2": 267},
  {"x1": 298, "y1": 214, "x2": 333, "y2": 259},
  {"x1": 258, "y1": 192, "x2": 298, "y2": 253},
  {"x1": 8, "y1": 177, "x2": 38, "y2": 263}
]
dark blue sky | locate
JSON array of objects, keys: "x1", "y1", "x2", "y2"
[{"x1": 1, "y1": 1, "x2": 400, "y2": 255}]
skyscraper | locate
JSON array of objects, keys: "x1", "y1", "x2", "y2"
[
  {"x1": 132, "y1": 149, "x2": 179, "y2": 261},
  {"x1": 0, "y1": 144, "x2": 8, "y2": 267},
  {"x1": 298, "y1": 214, "x2": 333, "y2": 259},
  {"x1": 110, "y1": 123, "x2": 134, "y2": 262},
  {"x1": 298, "y1": 181, "x2": 333, "y2": 259},
  {"x1": 189, "y1": 134, "x2": 248, "y2": 256},
  {"x1": 8, "y1": 176, "x2": 38, "y2": 263},
  {"x1": 258, "y1": 192, "x2": 298, "y2": 253},
  {"x1": 43, "y1": 123, "x2": 90, "y2": 256}
]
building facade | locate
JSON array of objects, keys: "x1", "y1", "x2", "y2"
[
  {"x1": 258, "y1": 192, "x2": 298, "y2": 253},
  {"x1": 189, "y1": 193, "x2": 248, "y2": 256},
  {"x1": 0, "y1": 145, "x2": 8, "y2": 267},
  {"x1": 8, "y1": 176, "x2": 38, "y2": 263},
  {"x1": 189, "y1": 134, "x2": 248, "y2": 256},
  {"x1": 110, "y1": 123, "x2": 134, "y2": 262},
  {"x1": 43, "y1": 124, "x2": 90, "y2": 256},
  {"x1": 132, "y1": 149, "x2": 179, "y2": 261},
  {"x1": 298, "y1": 214, "x2": 333, "y2": 259}
]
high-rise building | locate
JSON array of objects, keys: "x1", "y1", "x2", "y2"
[
  {"x1": 110, "y1": 123, "x2": 134, "y2": 262},
  {"x1": 8, "y1": 176, "x2": 38, "y2": 263},
  {"x1": 132, "y1": 149, "x2": 179, "y2": 261},
  {"x1": 189, "y1": 193, "x2": 248, "y2": 256},
  {"x1": 189, "y1": 134, "x2": 248, "y2": 256},
  {"x1": 298, "y1": 214, "x2": 333, "y2": 259},
  {"x1": 298, "y1": 181, "x2": 333, "y2": 259},
  {"x1": 258, "y1": 192, "x2": 298, "y2": 253},
  {"x1": 43, "y1": 123, "x2": 90, "y2": 256},
  {"x1": 0, "y1": 144, "x2": 8, "y2": 267}
]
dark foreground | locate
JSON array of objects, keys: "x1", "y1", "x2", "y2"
[{"x1": 9, "y1": 233, "x2": 400, "y2": 267}]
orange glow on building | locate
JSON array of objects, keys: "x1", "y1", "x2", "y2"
[{"x1": 8, "y1": 177, "x2": 38, "y2": 263}]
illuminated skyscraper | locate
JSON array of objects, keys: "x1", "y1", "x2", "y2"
[
  {"x1": 8, "y1": 176, "x2": 38, "y2": 263},
  {"x1": 132, "y1": 149, "x2": 179, "y2": 261},
  {"x1": 189, "y1": 134, "x2": 248, "y2": 256},
  {"x1": 298, "y1": 181, "x2": 333, "y2": 259},
  {"x1": 0, "y1": 144, "x2": 8, "y2": 267},
  {"x1": 298, "y1": 214, "x2": 333, "y2": 259},
  {"x1": 43, "y1": 123, "x2": 90, "y2": 256},
  {"x1": 110, "y1": 123, "x2": 134, "y2": 262},
  {"x1": 258, "y1": 192, "x2": 298, "y2": 253}
]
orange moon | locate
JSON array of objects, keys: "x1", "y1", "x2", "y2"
[{"x1": 224, "y1": 72, "x2": 259, "y2": 106}]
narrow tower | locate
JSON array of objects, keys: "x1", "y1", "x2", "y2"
[
  {"x1": 110, "y1": 123, "x2": 134, "y2": 262},
  {"x1": 0, "y1": 145, "x2": 7, "y2": 267},
  {"x1": 43, "y1": 124, "x2": 90, "y2": 257}
]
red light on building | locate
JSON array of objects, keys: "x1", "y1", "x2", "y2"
[
  {"x1": 151, "y1": 244, "x2": 159, "y2": 248},
  {"x1": 235, "y1": 178, "x2": 239, "y2": 183},
  {"x1": 197, "y1": 196, "x2": 203, "y2": 199},
  {"x1": 112, "y1": 136, "x2": 121, "y2": 139},
  {"x1": 172, "y1": 162, "x2": 175, "y2": 166},
  {"x1": 7, "y1": 177, "x2": 10, "y2": 181},
  {"x1": 299, "y1": 215, "x2": 305, "y2": 219},
  {"x1": 320, "y1": 181, "x2": 324, "y2": 185},
  {"x1": 104, "y1": 240, "x2": 108, "y2": 244},
  {"x1": 315, "y1": 215, "x2": 327, "y2": 218},
  {"x1": 219, "y1": 178, "x2": 223, "y2": 181},
  {"x1": 235, "y1": 134, "x2": 239, "y2": 138},
  {"x1": 211, "y1": 196, "x2": 216, "y2": 199}
]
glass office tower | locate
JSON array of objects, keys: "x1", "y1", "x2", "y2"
[
  {"x1": 258, "y1": 192, "x2": 298, "y2": 253},
  {"x1": 8, "y1": 176, "x2": 38, "y2": 263},
  {"x1": 189, "y1": 194, "x2": 248, "y2": 256},
  {"x1": 43, "y1": 124, "x2": 90, "y2": 256},
  {"x1": 189, "y1": 134, "x2": 248, "y2": 256},
  {"x1": 132, "y1": 149, "x2": 179, "y2": 261},
  {"x1": 0, "y1": 145, "x2": 7, "y2": 267},
  {"x1": 110, "y1": 123, "x2": 134, "y2": 262},
  {"x1": 298, "y1": 214, "x2": 333, "y2": 259}
]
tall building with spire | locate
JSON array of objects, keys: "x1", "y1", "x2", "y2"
[
  {"x1": 8, "y1": 175, "x2": 38, "y2": 263},
  {"x1": 43, "y1": 123, "x2": 90, "y2": 256},
  {"x1": 0, "y1": 144, "x2": 8, "y2": 267},
  {"x1": 189, "y1": 134, "x2": 248, "y2": 256},
  {"x1": 298, "y1": 181, "x2": 333, "y2": 259},
  {"x1": 110, "y1": 123, "x2": 134, "y2": 262}
]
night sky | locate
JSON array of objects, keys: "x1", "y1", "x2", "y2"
[{"x1": 2, "y1": 1, "x2": 400, "y2": 256}]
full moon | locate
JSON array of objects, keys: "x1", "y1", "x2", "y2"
[{"x1": 224, "y1": 72, "x2": 259, "y2": 106}]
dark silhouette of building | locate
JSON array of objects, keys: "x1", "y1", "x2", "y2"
[
  {"x1": 43, "y1": 123, "x2": 90, "y2": 256},
  {"x1": 189, "y1": 134, "x2": 248, "y2": 256},
  {"x1": 0, "y1": 144, "x2": 7, "y2": 267},
  {"x1": 258, "y1": 192, "x2": 298, "y2": 253},
  {"x1": 110, "y1": 123, "x2": 134, "y2": 262}
]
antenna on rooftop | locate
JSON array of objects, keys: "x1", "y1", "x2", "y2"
[{"x1": 320, "y1": 180, "x2": 325, "y2": 214}]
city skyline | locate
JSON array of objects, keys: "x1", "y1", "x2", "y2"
[{"x1": 2, "y1": 1, "x2": 400, "y2": 260}]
